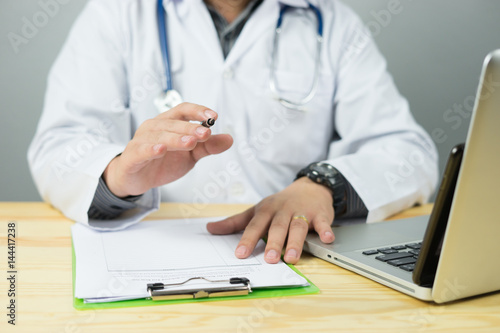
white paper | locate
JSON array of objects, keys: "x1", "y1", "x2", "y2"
[{"x1": 72, "y1": 217, "x2": 308, "y2": 303}]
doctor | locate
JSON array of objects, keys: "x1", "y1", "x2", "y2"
[{"x1": 28, "y1": 0, "x2": 438, "y2": 264}]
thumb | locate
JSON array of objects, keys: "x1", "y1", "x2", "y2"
[
  {"x1": 206, "y1": 206, "x2": 254, "y2": 235},
  {"x1": 192, "y1": 134, "x2": 233, "y2": 162}
]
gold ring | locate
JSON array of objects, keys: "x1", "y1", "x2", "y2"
[{"x1": 292, "y1": 215, "x2": 310, "y2": 225}]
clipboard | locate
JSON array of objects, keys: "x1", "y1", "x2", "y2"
[
  {"x1": 147, "y1": 277, "x2": 252, "y2": 300},
  {"x1": 72, "y1": 242, "x2": 320, "y2": 310}
]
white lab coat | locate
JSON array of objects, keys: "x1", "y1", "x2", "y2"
[{"x1": 28, "y1": 0, "x2": 438, "y2": 230}]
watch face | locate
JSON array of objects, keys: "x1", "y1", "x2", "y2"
[{"x1": 311, "y1": 163, "x2": 337, "y2": 178}]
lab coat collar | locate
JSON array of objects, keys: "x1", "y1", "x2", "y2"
[
  {"x1": 278, "y1": 0, "x2": 315, "y2": 8},
  {"x1": 160, "y1": 0, "x2": 318, "y2": 66},
  {"x1": 224, "y1": 0, "x2": 278, "y2": 66},
  {"x1": 162, "y1": 0, "x2": 280, "y2": 67},
  {"x1": 163, "y1": 0, "x2": 318, "y2": 8}
]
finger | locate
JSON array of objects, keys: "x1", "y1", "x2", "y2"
[
  {"x1": 283, "y1": 214, "x2": 311, "y2": 264},
  {"x1": 191, "y1": 134, "x2": 234, "y2": 162},
  {"x1": 127, "y1": 142, "x2": 167, "y2": 165},
  {"x1": 158, "y1": 102, "x2": 217, "y2": 122},
  {"x1": 206, "y1": 207, "x2": 255, "y2": 235},
  {"x1": 147, "y1": 131, "x2": 200, "y2": 154},
  {"x1": 312, "y1": 213, "x2": 335, "y2": 244},
  {"x1": 154, "y1": 128, "x2": 208, "y2": 150},
  {"x1": 140, "y1": 118, "x2": 213, "y2": 142},
  {"x1": 234, "y1": 211, "x2": 274, "y2": 259},
  {"x1": 264, "y1": 211, "x2": 293, "y2": 264},
  {"x1": 120, "y1": 135, "x2": 197, "y2": 170}
]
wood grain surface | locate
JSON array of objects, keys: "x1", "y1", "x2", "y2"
[{"x1": 0, "y1": 202, "x2": 499, "y2": 333}]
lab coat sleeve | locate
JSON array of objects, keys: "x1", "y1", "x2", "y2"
[
  {"x1": 27, "y1": 0, "x2": 159, "y2": 230},
  {"x1": 326, "y1": 7, "x2": 439, "y2": 223}
]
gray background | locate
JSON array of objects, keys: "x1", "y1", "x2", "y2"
[{"x1": 0, "y1": 0, "x2": 499, "y2": 201}]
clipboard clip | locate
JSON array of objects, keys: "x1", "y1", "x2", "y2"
[{"x1": 147, "y1": 277, "x2": 251, "y2": 301}]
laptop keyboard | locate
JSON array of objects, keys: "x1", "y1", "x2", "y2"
[{"x1": 362, "y1": 242, "x2": 422, "y2": 272}]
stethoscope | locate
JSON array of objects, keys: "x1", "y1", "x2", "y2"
[{"x1": 154, "y1": 0, "x2": 324, "y2": 113}]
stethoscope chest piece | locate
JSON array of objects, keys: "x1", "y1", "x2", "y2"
[{"x1": 155, "y1": 89, "x2": 182, "y2": 113}]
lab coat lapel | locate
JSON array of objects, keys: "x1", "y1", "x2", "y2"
[
  {"x1": 168, "y1": 0, "x2": 225, "y2": 66},
  {"x1": 224, "y1": 0, "x2": 279, "y2": 67}
]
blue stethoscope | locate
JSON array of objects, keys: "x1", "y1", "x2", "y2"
[{"x1": 154, "y1": 0, "x2": 324, "y2": 113}]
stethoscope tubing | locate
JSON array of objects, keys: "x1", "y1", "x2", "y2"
[
  {"x1": 270, "y1": 2, "x2": 324, "y2": 111},
  {"x1": 157, "y1": 0, "x2": 172, "y2": 93}
]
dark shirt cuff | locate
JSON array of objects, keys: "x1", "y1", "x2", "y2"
[
  {"x1": 87, "y1": 176, "x2": 143, "y2": 220},
  {"x1": 333, "y1": 168, "x2": 368, "y2": 219}
]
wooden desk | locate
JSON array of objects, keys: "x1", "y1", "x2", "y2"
[{"x1": 1, "y1": 203, "x2": 499, "y2": 332}]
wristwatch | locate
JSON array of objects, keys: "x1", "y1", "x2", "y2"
[{"x1": 296, "y1": 162, "x2": 347, "y2": 216}]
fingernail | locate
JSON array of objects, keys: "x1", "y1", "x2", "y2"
[
  {"x1": 181, "y1": 135, "x2": 192, "y2": 143},
  {"x1": 235, "y1": 246, "x2": 247, "y2": 257},
  {"x1": 324, "y1": 231, "x2": 334, "y2": 240},
  {"x1": 196, "y1": 127, "x2": 208, "y2": 136},
  {"x1": 205, "y1": 110, "x2": 216, "y2": 118},
  {"x1": 153, "y1": 144, "x2": 162, "y2": 153},
  {"x1": 285, "y1": 249, "x2": 298, "y2": 260},
  {"x1": 265, "y1": 249, "x2": 279, "y2": 260}
]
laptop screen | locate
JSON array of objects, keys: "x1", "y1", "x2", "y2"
[{"x1": 412, "y1": 143, "x2": 464, "y2": 287}]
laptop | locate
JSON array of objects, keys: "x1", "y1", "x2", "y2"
[{"x1": 303, "y1": 50, "x2": 500, "y2": 303}]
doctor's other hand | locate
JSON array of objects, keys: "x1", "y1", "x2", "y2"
[
  {"x1": 103, "y1": 102, "x2": 233, "y2": 198},
  {"x1": 206, "y1": 177, "x2": 336, "y2": 264}
]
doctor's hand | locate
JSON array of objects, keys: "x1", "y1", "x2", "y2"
[
  {"x1": 206, "y1": 177, "x2": 336, "y2": 264},
  {"x1": 103, "y1": 103, "x2": 233, "y2": 198}
]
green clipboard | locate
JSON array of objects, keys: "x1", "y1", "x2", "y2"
[{"x1": 72, "y1": 242, "x2": 319, "y2": 310}]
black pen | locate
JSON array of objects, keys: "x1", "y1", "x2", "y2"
[{"x1": 201, "y1": 118, "x2": 215, "y2": 128}]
